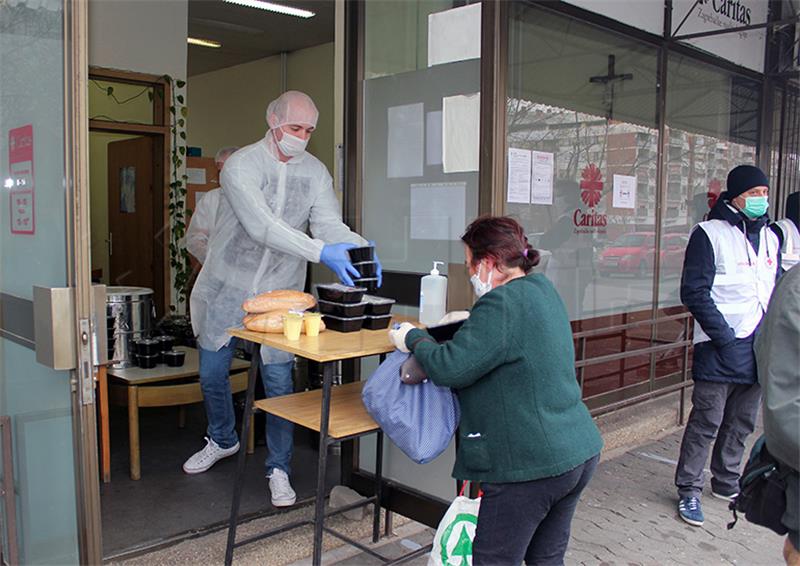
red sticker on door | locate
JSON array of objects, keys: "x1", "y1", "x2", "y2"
[{"x1": 8, "y1": 125, "x2": 35, "y2": 235}]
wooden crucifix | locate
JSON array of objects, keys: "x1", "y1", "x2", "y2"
[{"x1": 589, "y1": 54, "x2": 633, "y2": 120}]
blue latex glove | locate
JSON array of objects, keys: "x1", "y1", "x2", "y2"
[
  {"x1": 320, "y1": 243, "x2": 360, "y2": 286},
  {"x1": 369, "y1": 241, "x2": 383, "y2": 288}
]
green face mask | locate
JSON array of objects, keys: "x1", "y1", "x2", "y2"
[{"x1": 742, "y1": 196, "x2": 769, "y2": 219}]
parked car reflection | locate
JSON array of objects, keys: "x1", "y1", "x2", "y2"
[{"x1": 597, "y1": 232, "x2": 687, "y2": 277}]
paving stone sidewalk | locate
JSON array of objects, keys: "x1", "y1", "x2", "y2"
[
  {"x1": 120, "y1": 424, "x2": 785, "y2": 565},
  {"x1": 564, "y1": 427, "x2": 783, "y2": 565},
  {"x1": 328, "y1": 426, "x2": 785, "y2": 566}
]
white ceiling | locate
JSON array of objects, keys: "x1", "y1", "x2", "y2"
[{"x1": 187, "y1": 0, "x2": 334, "y2": 76}]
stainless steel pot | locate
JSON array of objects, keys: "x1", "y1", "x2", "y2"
[{"x1": 106, "y1": 286, "x2": 155, "y2": 369}]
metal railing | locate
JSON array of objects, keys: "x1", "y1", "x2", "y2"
[{"x1": 574, "y1": 312, "x2": 693, "y2": 421}]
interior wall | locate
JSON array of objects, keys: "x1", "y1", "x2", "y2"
[
  {"x1": 88, "y1": 0, "x2": 188, "y2": 79},
  {"x1": 187, "y1": 42, "x2": 335, "y2": 172}
]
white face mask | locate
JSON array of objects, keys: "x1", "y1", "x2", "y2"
[
  {"x1": 275, "y1": 129, "x2": 308, "y2": 157},
  {"x1": 470, "y1": 263, "x2": 494, "y2": 298}
]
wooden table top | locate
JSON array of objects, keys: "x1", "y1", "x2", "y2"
[
  {"x1": 255, "y1": 382, "x2": 378, "y2": 439},
  {"x1": 229, "y1": 315, "x2": 417, "y2": 363},
  {"x1": 107, "y1": 346, "x2": 250, "y2": 385}
]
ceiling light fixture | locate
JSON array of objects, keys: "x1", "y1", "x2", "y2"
[
  {"x1": 188, "y1": 37, "x2": 222, "y2": 48},
  {"x1": 222, "y1": 0, "x2": 315, "y2": 19}
]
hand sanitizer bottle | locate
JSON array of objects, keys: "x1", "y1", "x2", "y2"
[{"x1": 419, "y1": 261, "x2": 447, "y2": 326}]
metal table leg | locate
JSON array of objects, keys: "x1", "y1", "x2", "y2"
[
  {"x1": 224, "y1": 347, "x2": 261, "y2": 566},
  {"x1": 373, "y1": 430, "x2": 384, "y2": 543},
  {"x1": 312, "y1": 361, "x2": 335, "y2": 566}
]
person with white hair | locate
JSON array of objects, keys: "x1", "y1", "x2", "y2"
[
  {"x1": 185, "y1": 146, "x2": 239, "y2": 264},
  {"x1": 184, "y1": 91, "x2": 382, "y2": 508}
]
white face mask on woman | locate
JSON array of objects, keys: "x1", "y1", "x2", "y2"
[
  {"x1": 470, "y1": 263, "x2": 494, "y2": 298},
  {"x1": 274, "y1": 129, "x2": 309, "y2": 158}
]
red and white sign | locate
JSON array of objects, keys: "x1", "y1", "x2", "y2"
[{"x1": 8, "y1": 125, "x2": 35, "y2": 235}]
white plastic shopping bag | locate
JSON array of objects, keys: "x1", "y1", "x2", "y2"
[{"x1": 428, "y1": 483, "x2": 482, "y2": 566}]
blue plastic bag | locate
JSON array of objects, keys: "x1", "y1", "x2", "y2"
[{"x1": 362, "y1": 350, "x2": 460, "y2": 465}]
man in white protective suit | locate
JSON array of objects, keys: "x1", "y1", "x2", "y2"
[
  {"x1": 185, "y1": 146, "x2": 238, "y2": 265},
  {"x1": 184, "y1": 91, "x2": 382, "y2": 508}
]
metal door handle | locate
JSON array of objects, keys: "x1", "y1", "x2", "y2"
[{"x1": 106, "y1": 232, "x2": 113, "y2": 256}]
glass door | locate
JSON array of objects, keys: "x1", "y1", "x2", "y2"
[{"x1": 0, "y1": 0, "x2": 100, "y2": 563}]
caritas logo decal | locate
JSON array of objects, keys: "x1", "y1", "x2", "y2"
[
  {"x1": 707, "y1": 178, "x2": 722, "y2": 210},
  {"x1": 573, "y1": 163, "x2": 607, "y2": 232}
]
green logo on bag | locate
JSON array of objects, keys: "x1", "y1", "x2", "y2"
[{"x1": 440, "y1": 512, "x2": 477, "y2": 565}]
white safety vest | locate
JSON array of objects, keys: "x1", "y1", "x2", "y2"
[
  {"x1": 776, "y1": 218, "x2": 800, "y2": 271},
  {"x1": 693, "y1": 219, "x2": 779, "y2": 344}
]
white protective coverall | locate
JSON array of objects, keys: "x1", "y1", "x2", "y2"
[
  {"x1": 190, "y1": 103, "x2": 366, "y2": 362},
  {"x1": 185, "y1": 188, "x2": 221, "y2": 265}
]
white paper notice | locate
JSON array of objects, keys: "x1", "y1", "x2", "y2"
[
  {"x1": 613, "y1": 174, "x2": 637, "y2": 209},
  {"x1": 428, "y1": 3, "x2": 482, "y2": 67},
  {"x1": 410, "y1": 182, "x2": 466, "y2": 241},
  {"x1": 387, "y1": 103, "x2": 424, "y2": 178},
  {"x1": 426, "y1": 111, "x2": 443, "y2": 166},
  {"x1": 507, "y1": 148, "x2": 532, "y2": 204},
  {"x1": 531, "y1": 151, "x2": 554, "y2": 205},
  {"x1": 187, "y1": 167, "x2": 206, "y2": 185},
  {"x1": 442, "y1": 93, "x2": 480, "y2": 174}
]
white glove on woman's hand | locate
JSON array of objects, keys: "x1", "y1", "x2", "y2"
[
  {"x1": 388, "y1": 322, "x2": 415, "y2": 353},
  {"x1": 437, "y1": 310, "x2": 470, "y2": 325}
]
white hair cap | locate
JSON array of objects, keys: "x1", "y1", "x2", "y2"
[
  {"x1": 214, "y1": 146, "x2": 239, "y2": 166},
  {"x1": 265, "y1": 90, "x2": 319, "y2": 130}
]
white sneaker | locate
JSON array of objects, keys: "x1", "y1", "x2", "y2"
[
  {"x1": 182, "y1": 437, "x2": 239, "y2": 474},
  {"x1": 268, "y1": 469, "x2": 297, "y2": 507}
]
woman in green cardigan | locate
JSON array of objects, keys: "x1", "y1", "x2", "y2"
[{"x1": 389, "y1": 215, "x2": 603, "y2": 565}]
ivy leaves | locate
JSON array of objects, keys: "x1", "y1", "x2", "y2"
[{"x1": 163, "y1": 74, "x2": 192, "y2": 312}]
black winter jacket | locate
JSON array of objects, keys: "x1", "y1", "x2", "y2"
[{"x1": 681, "y1": 197, "x2": 782, "y2": 384}]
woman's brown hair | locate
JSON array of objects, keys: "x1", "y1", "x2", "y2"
[{"x1": 461, "y1": 215, "x2": 540, "y2": 274}]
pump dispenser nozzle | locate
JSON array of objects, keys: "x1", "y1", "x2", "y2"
[{"x1": 431, "y1": 261, "x2": 444, "y2": 276}]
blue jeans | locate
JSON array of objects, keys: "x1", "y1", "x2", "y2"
[{"x1": 199, "y1": 340, "x2": 295, "y2": 474}]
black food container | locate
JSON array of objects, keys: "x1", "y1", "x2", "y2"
[
  {"x1": 322, "y1": 314, "x2": 365, "y2": 333},
  {"x1": 157, "y1": 335, "x2": 174, "y2": 352},
  {"x1": 353, "y1": 261, "x2": 378, "y2": 278},
  {"x1": 362, "y1": 314, "x2": 392, "y2": 330},
  {"x1": 353, "y1": 277, "x2": 378, "y2": 293},
  {"x1": 363, "y1": 295, "x2": 395, "y2": 316},
  {"x1": 137, "y1": 353, "x2": 159, "y2": 369},
  {"x1": 135, "y1": 338, "x2": 161, "y2": 357},
  {"x1": 426, "y1": 320, "x2": 466, "y2": 343},
  {"x1": 163, "y1": 349, "x2": 186, "y2": 367},
  {"x1": 318, "y1": 300, "x2": 368, "y2": 317},
  {"x1": 347, "y1": 246, "x2": 374, "y2": 263},
  {"x1": 316, "y1": 283, "x2": 366, "y2": 304}
]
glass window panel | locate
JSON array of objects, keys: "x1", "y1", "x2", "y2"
[
  {"x1": 0, "y1": 0, "x2": 79, "y2": 562},
  {"x1": 362, "y1": 1, "x2": 481, "y2": 273},
  {"x1": 508, "y1": 5, "x2": 659, "y2": 327},
  {"x1": 658, "y1": 56, "x2": 759, "y2": 311},
  {"x1": 655, "y1": 55, "x2": 759, "y2": 383}
]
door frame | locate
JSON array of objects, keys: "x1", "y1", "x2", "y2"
[
  {"x1": 88, "y1": 67, "x2": 171, "y2": 316},
  {"x1": 64, "y1": 0, "x2": 102, "y2": 562}
]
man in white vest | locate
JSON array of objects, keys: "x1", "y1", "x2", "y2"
[
  {"x1": 772, "y1": 192, "x2": 799, "y2": 272},
  {"x1": 675, "y1": 165, "x2": 782, "y2": 527}
]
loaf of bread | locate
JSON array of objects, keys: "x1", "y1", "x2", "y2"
[
  {"x1": 242, "y1": 290, "x2": 316, "y2": 314},
  {"x1": 243, "y1": 310, "x2": 326, "y2": 334}
]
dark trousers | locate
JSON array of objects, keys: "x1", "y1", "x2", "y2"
[
  {"x1": 472, "y1": 454, "x2": 599, "y2": 566},
  {"x1": 675, "y1": 380, "x2": 761, "y2": 498}
]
